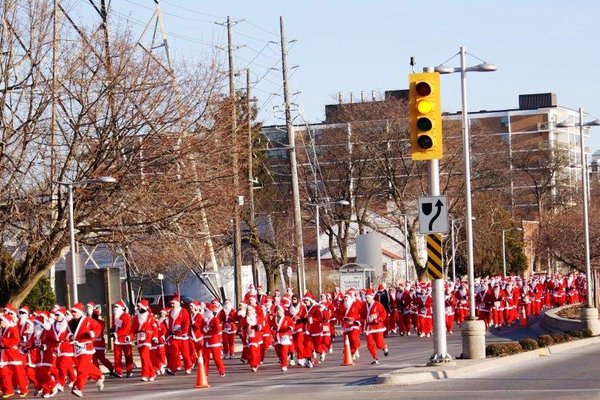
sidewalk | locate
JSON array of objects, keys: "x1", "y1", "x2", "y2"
[{"x1": 376, "y1": 335, "x2": 600, "y2": 386}]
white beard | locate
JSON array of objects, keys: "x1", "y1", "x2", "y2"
[
  {"x1": 137, "y1": 312, "x2": 148, "y2": 324},
  {"x1": 389, "y1": 292, "x2": 396, "y2": 300},
  {"x1": 247, "y1": 314, "x2": 257, "y2": 326},
  {"x1": 289, "y1": 303, "x2": 299, "y2": 316},
  {"x1": 459, "y1": 288, "x2": 467, "y2": 297},
  {"x1": 343, "y1": 299, "x2": 353, "y2": 309},
  {"x1": 114, "y1": 308, "x2": 124, "y2": 319},
  {"x1": 224, "y1": 304, "x2": 232, "y2": 313}
]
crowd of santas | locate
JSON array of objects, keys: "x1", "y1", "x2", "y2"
[{"x1": 0, "y1": 272, "x2": 586, "y2": 399}]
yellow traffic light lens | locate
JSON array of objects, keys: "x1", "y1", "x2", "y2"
[
  {"x1": 417, "y1": 135, "x2": 433, "y2": 149},
  {"x1": 417, "y1": 99, "x2": 433, "y2": 114},
  {"x1": 416, "y1": 82, "x2": 431, "y2": 96},
  {"x1": 417, "y1": 117, "x2": 433, "y2": 131}
]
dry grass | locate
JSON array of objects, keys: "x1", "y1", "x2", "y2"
[{"x1": 556, "y1": 304, "x2": 582, "y2": 319}]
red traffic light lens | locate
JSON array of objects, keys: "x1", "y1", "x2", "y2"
[
  {"x1": 416, "y1": 82, "x2": 431, "y2": 96},
  {"x1": 417, "y1": 117, "x2": 433, "y2": 131},
  {"x1": 417, "y1": 135, "x2": 433, "y2": 149}
]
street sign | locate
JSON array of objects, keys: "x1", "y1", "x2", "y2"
[{"x1": 418, "y1": 195, "x2": 448, "y2": 234}]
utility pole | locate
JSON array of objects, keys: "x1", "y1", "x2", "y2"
[
  {"x1": 247, "y1": 69, "x2": 259, "y2": 287},
  {"x1": 279, "y1": 16, "x2": 305, "y2": 296},
  {"x1": 227, "y1": 16, "x2": 243, "y2": 305}
]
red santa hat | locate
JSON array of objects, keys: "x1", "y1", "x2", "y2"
[
  {"x1": 377, "y1": 284, "x2": 385, "y2": 291},
  {"x1": 0, "y1": 313, "x2": 15, "y2": 326},
  {"x1": 86, "y1": 302, "x2": 96, "y2": 309},
  {"x1": 170, "y1": 294, "x2": 181, "y2": 305},
  {"x1": 261, "y1": 295, "x2": 274, "y2": 305},
  {"x1": 246, "y1": 295, "x2": 258, "y2": 304},
  {"x1": 160, "y1": 308, "x2": 169, "y2": 315},
  {"x1": 54, "y1": 307, "x2": 67, "y2": 318},
  {"x1": 302, "y1": 292, "x2": 315, "y2": 302},
  {"x1": 137, "y1": 299, "x2": 150, "y2": 310},
  {"x1": 365, "y1": 289, "x2": 375, "y2": 298},
  {"x1": 206, "y1": 303, "x2": 218, "y2": 313},
  {"x1": 18, "y1": 305, "x2": 30, "y2": 315},
  {"x1": 113, "y1": 300, "x2": 127, "y2": 310},
  {"x1": 34, "y1": 312, "x2": 49, "y2": 324},
  {"x1": 71, "y1": 303, "x2": 85, "y2": 315}
]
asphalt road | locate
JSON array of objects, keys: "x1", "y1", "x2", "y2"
[{"x1": 58, "y1": 316, "x2": 563, "y2": 400}]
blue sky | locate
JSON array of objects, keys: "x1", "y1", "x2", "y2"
[{"x1": 96, "y1": 1, "x2": 600, "y2": 151}]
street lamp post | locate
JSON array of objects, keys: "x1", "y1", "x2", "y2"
[
  {"x1": 501, "y1": 227, "x2": 522, "y2": 278},
  {"x1": 308, "y1": 199, "x2": 350, "y2": 295},
  {"x1": 55, "y1": 176, "x2": 117, "y2": 306},
  {"x1": 557, "y1": 110, "x2": 600, "y2": 335},
  {"x1": 435, "y1": 46, "x2": 496, "y2": 359}
]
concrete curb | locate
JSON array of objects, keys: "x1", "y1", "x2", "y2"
[{"x1": 375, "y1": 335, "x2": 600, "y2": 386}]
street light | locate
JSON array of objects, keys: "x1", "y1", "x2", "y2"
[
  {"x1": 55, "y1": 176, "x2": 117, "y2": 306},
  {"x1": 557, "y1": 110, "x2": 600, "y2": 309},
  {"x1": 435, "y1": 46, "x2": 496, "y2": 359},
  {"x1": 307, "y1": 199, "x2": 350, "y2": 295},
  {"x1": 501, "y1": 227, "x2": 522, "y2": 278}
]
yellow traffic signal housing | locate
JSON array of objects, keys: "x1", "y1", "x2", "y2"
[{"x1": 409, "y1": 72, "x2": 443, "y2": 160}]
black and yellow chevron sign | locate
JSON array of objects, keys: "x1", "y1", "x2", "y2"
[{"x1": 426, "y1": 233, "x2": 443, "y2": 279}]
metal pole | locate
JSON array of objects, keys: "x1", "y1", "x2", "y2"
[
  {"x1": 404, "y1": 215, "x2": 409, "y2": 282},
  {"x1": 316, "y1": 205, "x2": 322, "y2": 295},
  {"x1": 502, "y1": 229, "x2": 507, "y2": 278},
  {"x1": 68, "y1": 184, "x2": 78, "y2": 306},
  {"x1": 459, "y1": 47, "x2": 476, "y2": 320},
  {"x1": 428, "y1": 156, "x2": 450, "y2": 362},
  {"x1": 451, "y1": 219, "x2": 456, "y2": 283},
  {"x1": 580, "y1": 108, "x2": 593, "y2": 308}
]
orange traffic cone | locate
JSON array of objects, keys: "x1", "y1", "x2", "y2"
[
  {"x1": 341, "y1": 335, "x2": 354, "y2": 366},
  {"x1": 194, "y1": 352, "x2": 210, "y2": 389},
  {"x1": 520, "y1": 306, "x2": 527, "y2": 327}
]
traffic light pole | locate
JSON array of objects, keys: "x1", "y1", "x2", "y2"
[{"x1": 427, "y1": 158, "x2": 452, "y2": 364}]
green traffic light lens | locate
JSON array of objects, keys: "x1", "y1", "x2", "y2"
[
  {"x1": 417, "y1": 117, "x2": 432, "y2": 131},
  {"x1": 416, "y1": 82, "x2": 431, "y2": 96},
  {"x1": 417, "y1": 135, "x2": 433, "y2": 149}
]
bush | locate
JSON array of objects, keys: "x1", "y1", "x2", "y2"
[
  {"x1": 551, "y1": 333, "x2": 565, "y2": 344},
  {"x1": 562, "y1": 333, "x2": 573, "y2": 342},
  {"x1": 23, "y1": 276, "x2": 56, "y2": 311},
  {"x1": 485, "y1": 342, "x2": 522, "y2": 357},
  {"x1": 519, "y1": 338, "x2": 539, "y2": 351},
  {"x1": 566, "y1": 329, "x2": 592, "y2": 338},
  {"x1": 537, "y1": 334, "x2": 554, "y2": 348},
  {"x1": 580, "y1": 329, "x2": 593, "y2": 338}
]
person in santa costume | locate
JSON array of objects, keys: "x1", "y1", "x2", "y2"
[
  {"x1": 386, "y1": 287, "x2": 399, "y2": 335},
  {"x1": 202, "y1": 303, "x2": 225, "y2": 377},
  {"x1": 340, "y1": 291, "x2": 362, "y2": 360},
  {"x1": 188, "y1": 301, "x2": 205, "y2": 368},
  {"x1": 150, "y1": 308, "x2": 168, "y2": 376},
  {"x1": 221, "y1": 300, "x2": 237, "y2": 360},
  {"x1": 486, "y1": 284, "x2": 505, "y2": 328},
  {"x1": 111, "y1": 300, "x2": 134, "y2": 378},
  {"x1": 89, "y1": 304, "x2": 114, "y2": 377},
  {"x1": 244, "y1": 304, "x2": 263, "y2": 372},
  {"x1": 302, "y1": 293, "x2": 322, "y2": 367},
  {"x1": 30, "y1": 311, "x2": 57, "y2": 398},
  {"x1": 260, "y1": 296, "x2": 274, "y2": 364},
  {"x1": 68, "y1": 303, "x2": 105, "y2": 397},
  {"x1": 454, "y1": 283, "x2": 470, "y2": 326},
  {"x1": 50, "y1": 307, "x2": 76, "y2": 392},
  {"x1": 401, "y1": 286, "x2": 417, "y2": 336},
  {"x1": 131, "y1": 299, "x2": 157, "y2": 382},
  {"x1": 318, "y1": 298, "x2": 333, "y2": 356},
  {"x1": 415, "y1": 287, "x2": 433, "y2": 337},
  {"x1": 16, "y1": 305, "x2": 37, "y2": 389},
  {"x1": 165, "y1": 296, "x2": 192, "y2": 375},
  {"x1": 504, "y1": 281, "x2": 519, "y2": 326},
  {"x1": 0, "y1": 312, "x2": 29, "y2": 398},
  {"x1": 271, "y1": 305, "x2": 294, "y2": 372},
  {"x1": 444, "y1": 285, "x2": 457, "y2": 334},
  {"x1": 286, "y1": 295, "x2": 307, "y2": 366},
  {"x1": 361, "y1": 289, "x2": 389, "y2": 364}
]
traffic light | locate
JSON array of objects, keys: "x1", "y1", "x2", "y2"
[{"x1": 409, "y1": 72, "x2": 443, "y2": 160}]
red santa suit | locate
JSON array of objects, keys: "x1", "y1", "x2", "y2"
[
  {"x1": 244, "y1": 305, "x2": 263, "y2": 371},
  {"x1": 271, "y1": 306, "x2": 294, "y2": 370},
  {"x1": 90, "y1": 309, "x2": 114, "y2": 374},
  {"x1": 319, "y1": 302, "x2": 333, "y2": 355},
  {"x1": 454, "y1": 286, "x2": 470, "y2": 326},
  {"x1": 188, "y1": 302, "x2": 205, "y2": 366},
  {"x1": 362, "y1": 290, "x2": 388, "y2": 363},
  {"x1": 68, "y1": 304, "x2": 104, "y2": 395},
  {"x1": 386, "y1": 288, "x2": 399, "y2": 334},
  {"x1": 31, "y1": 312, "x2": 57, "y2": 397},
  {"x1": 165, "y1": 298, "x2": 192, "y2": 374},
  {"x1": 0, "y1": 313, "x2": 29, "y2": 397},
  {"x1": 340, "y1": 293, "x2": 362, "y2": 358},
  {"x1": 303, "y1": 294, "x2": 323, "y2": 364},
  {"x1": 401, "y1": 288, "x2": 417, "y2": 336},
  {"x1": 260, "y1": 298, "x2": 275, "y2": 363},
  {"x1": 486, "y1": 285, "x2": 506, "y2": 328},
  {"x1": 531, "y1": 280, "x2": 544, "y2": 316},
  {"x1": 51, "y1": 308, "x2": 76, "y2": 391},
  {"x1": 202, "y1": 304, "x2": 225, "y2": 376},
  {"x1": 131, "y1": 300, "x2": 157, "y2": 381},
  {"x1": 150, "y1": 311, "x2": 168, "y2": 375},
  {"x1": 287, "y1": 298, "x2": 307, "y2": 365},
  {"x1": 504, "y1": 284, "x2": 519, "y2": 325},
  {"x1": 17, "y1": 309, "x2": 37, "y2": 389},
  {"x1": 221, "y1": 301, "x2": 237, "y2": 359},
  {"x1": 111, "y1": 300, "x2": 134, "y2": 377},
  {"x1": 444, "y1": 290, "x2": 457, "y2": 334},
  {"x1": 415, "y1": 290, "x2": 433, "y2": 337}
]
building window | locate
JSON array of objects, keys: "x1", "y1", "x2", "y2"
[{"x1": 500, "y1": 116, "x2": 509, "y2": 128}]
